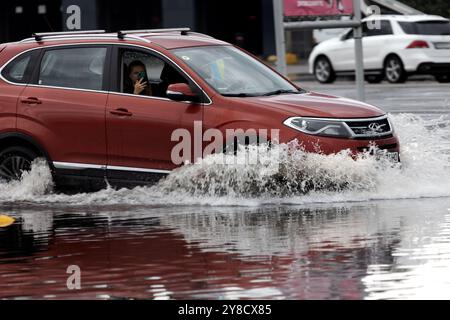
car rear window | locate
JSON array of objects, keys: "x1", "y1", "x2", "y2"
[
  {"x1": 399, "y1": 20, "x2": 450, "y2": 35},
  {"x1": 38, "y1": 47, "x2": 108, "y2": 91}
]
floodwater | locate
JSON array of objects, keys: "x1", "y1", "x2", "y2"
[{"x1": 0, "y1": 113, "x2": 449, "y2": 300}]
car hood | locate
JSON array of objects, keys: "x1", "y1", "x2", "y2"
[
  {"x1": 243, "y1": 91, "x2": 386, "y2": 119},
  {"x1": 314, "y1": 36, "x2": 342, "y2": 49}
]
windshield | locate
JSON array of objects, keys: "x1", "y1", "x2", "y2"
[
  {"x1": 399, "y1": 20, "x2": 450, "y2": 35},
  {"x1": 172, "y1": 46, "x2": 302, "y2": 97}
]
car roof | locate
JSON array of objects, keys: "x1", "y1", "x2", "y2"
[
  {"x1": 16, "y1": 29, "x2": 229, "y2": 50},
  {"x1": 135, "y1": 34, "x2": 227, "y2": 49},
  {"x1": 364, "y1": 14, "x2": 449, "y2": 23}
]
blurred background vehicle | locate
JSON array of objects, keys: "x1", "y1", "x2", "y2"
[
  {"x1": 1, "y1": 0, "x2": 449, "y2": 84},
  {"x1": 309, "y1": 14, "x2": 450, "y2": 84},
  {"x1": 312, "y1": 0, "x2": 423, "y2": 44}
]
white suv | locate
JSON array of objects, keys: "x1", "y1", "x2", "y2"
[{"x1": 309, "y1": 15, "x2": 450, "y2": 84}]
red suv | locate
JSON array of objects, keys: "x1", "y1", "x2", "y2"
[{"x1": 0, "y1": 29, "x2": 400, "y2": 190}]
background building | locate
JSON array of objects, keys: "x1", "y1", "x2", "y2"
[
  {"x1": 0, "y1": 0, "x2": 278, "y2": 59},
  {"x1": 0, "y1": 0, "x2": 436, "y2": 61}
]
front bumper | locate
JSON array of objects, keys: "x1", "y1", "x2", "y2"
[{"x1": 291, "y1": 133, "x2": 400, "y2": 156}]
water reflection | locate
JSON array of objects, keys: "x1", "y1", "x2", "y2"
[{"x1": 1, "y1": 198, "x2": 450, "y2": 300}]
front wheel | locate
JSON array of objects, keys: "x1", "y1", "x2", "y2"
[
  {"x1": 314, "y1": 57, "x2": 336, "y2": 84},
  {"x1": 435, "y1": 74, "x2": 450, "y2": 83},
  {"x1": 384, "y1": 56, "x2": 407, "y2": 84},
  {"x1": 0, "y1": 146, "x2": 38, "y2": 182}
]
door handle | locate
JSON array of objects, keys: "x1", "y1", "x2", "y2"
[
  {"x1": 21, "y1": 97, "x2": 42, "y2": 105},
  {"x1": 110, "y1": 108, "x2": 133, "y2": 117}
]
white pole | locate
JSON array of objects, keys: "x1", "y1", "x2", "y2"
[
  {"x1": 273, "y1": 0, "x2": 287, "y2": 76},
  {"x1": 353, "y1": 0, "x2": 366, "y2": 101}
]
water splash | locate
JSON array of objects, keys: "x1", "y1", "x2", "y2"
[
  {"x1": 0, "y1": 159, "x2": 53, "y2": 201},
  {"x1": 0, "y1": 114, "x2": 449, "y2": 206},
  {"x1": 156, "y1": 143, "x2": 386, "y2": 198}
]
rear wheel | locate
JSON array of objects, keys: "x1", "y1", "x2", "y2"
[
  {"x1": 435, "y1": 74, "x2": 450, "y2": 83},
  {"x1": 384, "y1": 55, "x2": 407, "y2": 84},
  {"x1": 0, "y1": 146, "x2": 38, "y2": 182},
  {"x1": 314, "y1": 56, "x2": 336, "y2": 84}
]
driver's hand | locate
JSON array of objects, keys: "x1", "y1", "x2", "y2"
[{"x1": 134, "y1": 78, "x2": 147, "y2": 95}]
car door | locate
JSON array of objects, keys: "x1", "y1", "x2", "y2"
[
  {"x1": 330, "y1": 29, "x2": 355, "y2": 71},
  {"x1": 105, "y1": 46, "x2": 204, "y2": 183},
  {"x1": 362, "y1": 20, "x2": 393, "y2": 70},
  {"x1": 17, "y1": 45, "x2": 110, "y2": 174}
]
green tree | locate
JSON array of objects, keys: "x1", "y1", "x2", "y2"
[{"x1": 401, "y1": 0, "x2": 450, "y2": 18}]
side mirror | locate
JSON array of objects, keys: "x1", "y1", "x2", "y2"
[{"x1": 167, "y1": 83, "x2": 199, "y2": 102}]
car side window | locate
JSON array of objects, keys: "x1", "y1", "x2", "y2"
[
  {"x1": 38, "y1": 47, "x2": 108, "y2": 91},
  {"x1": 120, "y1": 49, "x2": 188, "y2": 98},
  {"x1": 1, "y1": 51, "x2": 38, "y2": 84},
  {"x1": 343, "y1": 29, "x2": 354, "y2": 40},
  {"x1": 363, "y1": 20, "x2": 393, "y2": 37},
  {"x1": 380, "y1": 21, "x2": 393, "y2": 35}
]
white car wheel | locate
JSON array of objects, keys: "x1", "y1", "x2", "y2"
[
  {"x1": 385, "y1": 56, "x2": 407, "y2": 84},
  {"x1": 314, "y1": 57, "x2": 335, "y2": 83}
]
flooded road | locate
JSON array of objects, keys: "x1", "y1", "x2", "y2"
[
  {"x1": 1, "y1": 87, "x2": 450, "y2": 300},
  {"x1": 1, "y1": 199, "x2": 450, "y2": 300}
]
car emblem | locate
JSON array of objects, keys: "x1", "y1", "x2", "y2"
[{"x1": 368, "y1": 123, "x2": 384, "y2": 133}]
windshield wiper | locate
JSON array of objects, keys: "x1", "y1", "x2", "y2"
[
  {"x1": 223, "y1": 89, "x2": 307, "y2": 97},
  {"x1": 222, "y1": 93, "x2": 258, "y2": 97},
  {"x1": 262, "y1": 89, "x2": 303, "y2": 96}
]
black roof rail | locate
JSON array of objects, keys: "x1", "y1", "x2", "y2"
[
  {"x1": 32, "y1": 30, "x2": 106, "y2": 42},
  {"x1": 23, "y1": 28, "x2": 211, "y2": 44},
  {"x1": 117, "y1": 28, "x2": 191, "y2": 39}
]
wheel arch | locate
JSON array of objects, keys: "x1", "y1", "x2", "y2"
[
  {"x1": 0, "y1": 132, "x2": 54, "y2": 169},
  {"x1": 383, "y1": 53, "x2": 404, "y2": 68},
  {"x1": 314, "y1": 54, "x2": 334, "y2": 70}
]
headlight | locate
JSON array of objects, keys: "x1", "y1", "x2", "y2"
[{"x1": 283, "y1": 117, "x2": 352, "y2": 138}]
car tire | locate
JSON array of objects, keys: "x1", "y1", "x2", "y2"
[
  {"x1": 384, "y1": 55, "x2": 407, "y2": 84},
  {"x1": 366, "y1": 74, "x2": 383, "y2": 84},
  {"x1": 435, "y1": 74, "x2": 450, "y2": 83},
  {"x1": 314, "y1": 56, "x2": 336, "y2": 84},
  {"x1": 0, "y1": 146, "x2": 38, "y2": 182}
]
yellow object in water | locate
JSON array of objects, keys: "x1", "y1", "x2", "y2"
[{"x1": 0, "y1": 215, "x2": 15, "y2": 228}]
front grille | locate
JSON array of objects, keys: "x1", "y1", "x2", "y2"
[
  {"x1": 353, "y1": 134, "x2": 394, "y2": 141},
  {"x1": 345, "y1": 117, "x2": 392, "y2": 138}
]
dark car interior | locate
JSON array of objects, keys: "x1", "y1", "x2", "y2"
[{"x1": 121, "y1": 50, "x2": 188, "y2": 98}]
